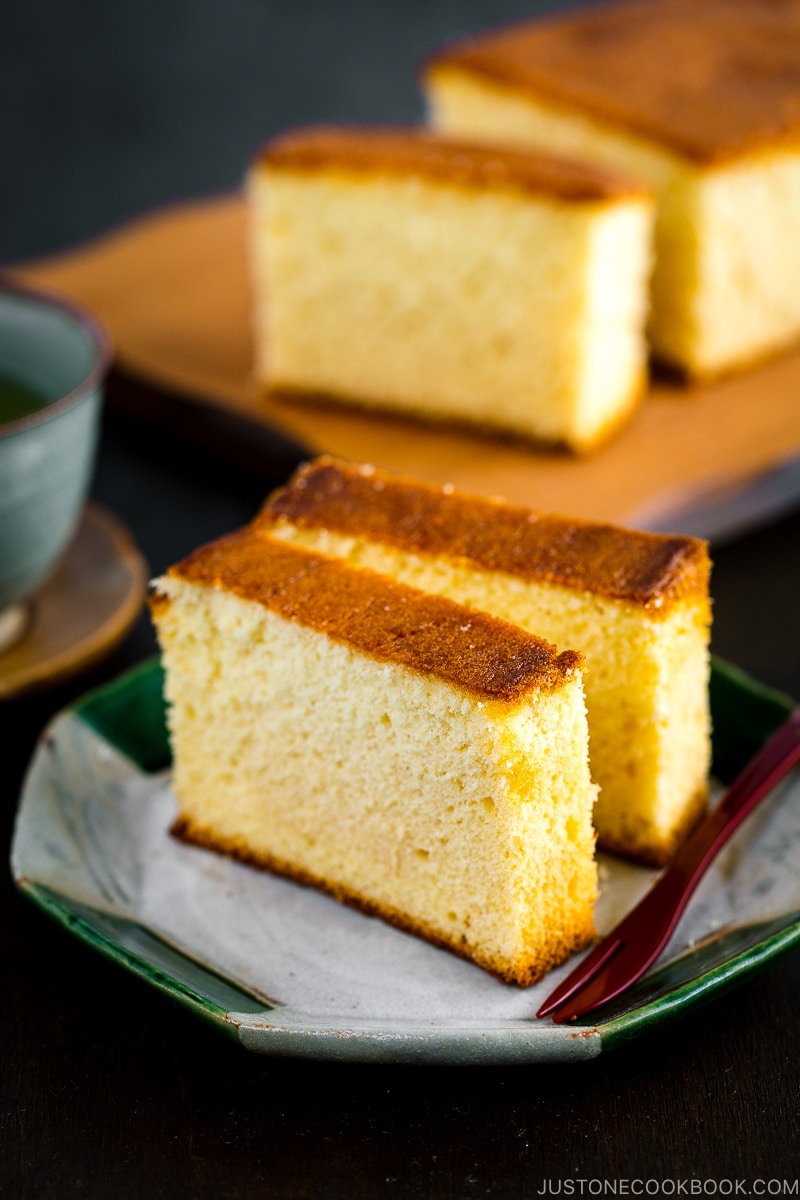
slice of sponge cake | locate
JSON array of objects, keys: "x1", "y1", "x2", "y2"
[
  {"x1": 258, "y1": 457, "x2": 712, "y2": 866},
  {"x1": 151, "y1": 530, "x2": 597, "y2": 986},
  {"x1": 424, "y1": 0, "x2": 800, "y2": 378},
  {"x1": 250, "y1": 125, "x2": 653, "y2": 452}
]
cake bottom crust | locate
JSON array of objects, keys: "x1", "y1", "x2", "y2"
[
  {"x1": 263, "y1": 377, "x2": 645, "y2": 457},
  {"x1": 597, "y1": 784, "x2": 709, "y2": 868},
  {"x1": 652, "y1": 327, "x2": 800, "y2": 385},
  {"x1": 171, "y1": 815, "x2": 595, "y2": 988}
]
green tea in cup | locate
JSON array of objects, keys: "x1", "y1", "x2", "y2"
[
  {"x1": 0, "y1": 283, "x2": 111, "y2": 652},
  {"x1": 0, "y1": 371, "x2": 51, "y2": 425}
]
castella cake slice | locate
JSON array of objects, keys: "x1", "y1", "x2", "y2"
[
  {"x1": 151, "y1": 530, "x2": 597, "y2": 986},
  {"x1": 424, "y1": 0, "x2": 800, "y2": 379},
  {"x1": 257, "y1": 457, "x2": 712, "y2": 866},
  {"x1": 249, "y1": 125, "x2": 653, "y2": 452}
]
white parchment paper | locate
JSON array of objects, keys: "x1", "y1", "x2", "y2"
[{"x1": 12, "y1": 712, "x2": 800, "y2": 1029}]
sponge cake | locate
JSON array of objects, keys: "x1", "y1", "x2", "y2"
[
  {"x1": 250, "y1": 125, "x2": 653, "y2": 452},
  {"x1": 259, "y1": 457, "x2": 712, "y2": 866},
  {"x1": 424, "y1": 0, "x2": 800, "y2": 378},
  {"x1": 151, "y1": 530, "x2": 598, "y2": 985}
]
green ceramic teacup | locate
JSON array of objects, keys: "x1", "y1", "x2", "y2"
[{"x1": 0, "y1": 282, "x2": 111, "y2": 648}]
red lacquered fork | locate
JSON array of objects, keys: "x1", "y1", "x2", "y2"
[{"x1": 537, "y1": 707, "x2": 800, "y2": 1024}]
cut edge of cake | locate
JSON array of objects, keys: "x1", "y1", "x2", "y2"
[
  {"x1": 256, "y1": 456, "x2": 712, "y2": 867},
  {"x1": 422, "y1": 2, "x2": 800, "y2": 378},
  {"x1": 249, "y1": 124, "x2": 654, "y2": 453},
  {"x1": 151, "y1": 530, "x2": 598, "y2": 987}
]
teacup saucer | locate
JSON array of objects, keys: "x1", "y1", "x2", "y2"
[{"x1": 0, "y1": 504, "x2": 148, "y2": 700}]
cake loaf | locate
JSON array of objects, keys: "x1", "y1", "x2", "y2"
[
  {"x1": 151, "y1": 530, "x2": 597, "y2": 986},
  {"x1": 424, "y1": 0, "x2": 800, "y2": 378},
  {"x1": 250, "y1": 125, "x2": 653, "y2": 452},
  {"x1": 258, "y1": 457, "x2": 712, "y2": 866}
]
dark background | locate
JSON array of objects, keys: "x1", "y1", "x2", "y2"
[
  {"x1": 3, "y1": 0, "x2": 583, "y2": 266},
  {"x1": 2, "y1": 1, "x2": 800, "y2": 1196}
]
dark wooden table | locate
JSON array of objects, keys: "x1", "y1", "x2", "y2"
[{"x1": 2, "y1": 372, "x2": 800, "y2": 1198}]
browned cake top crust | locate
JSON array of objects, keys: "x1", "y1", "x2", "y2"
[
  {"x1": 425, "y1": 0, "x2": 800, "y2": 164},
  {"x1": 258, "y1": 458, "x2": 710, "y2": 615},
  {"x1": 163, "y1": 529, "x2": 582, "y2": 701},
  {"x1": 259, "y1": 124, "x2": 646, "y2": 202}
]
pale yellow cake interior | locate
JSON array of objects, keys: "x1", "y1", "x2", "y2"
[
  {"x1": 265, "y1": 518, "x2": 710, "y2": 865},
  {"x1": 250, "y1": 162, "x2": 652, "y2": 451},
  {"x1": 152, "y1": 571, "x2": 597, "y2": 986},
  {"x1": 426, "y1": 67, "x2": 800, "y2": 377}
]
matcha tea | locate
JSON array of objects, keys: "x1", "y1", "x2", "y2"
[{"x1": 0, "y1": 372, "x2": 50, "y2": 425}]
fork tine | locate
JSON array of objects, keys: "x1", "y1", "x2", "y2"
[
  {"x1": 548, "y1": 942, "x2": 648, "y2": 1023},
  {"x1": 546, "y1": 916, "x2": 675, "y2": 1022},
  {"x1": 536, "y1": 936, "x2": 625, "y2": 1018}
]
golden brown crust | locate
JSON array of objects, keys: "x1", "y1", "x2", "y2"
[
  {"x1": 171, "y1": 815, "x2": 594, "y2": 986},
  {"x1": 148, "y1": 590, "x2": 171, "y2": 619},
  {"x1": 259, "y1": 124, "x2": 647, "y2": 202},
  {"x1": 166, "y1": 528, "x2": 582, "y2": 700},
  {"x1": 425, "y1": 0, "x2": 800, "y2": 165},
  {"x1": 257, "y1": 457, "x2": 711, "y2": 617}
]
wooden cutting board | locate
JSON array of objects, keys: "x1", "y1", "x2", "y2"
[{"x1": 12, "y1": 192, "x2": 800, "y2": 531}]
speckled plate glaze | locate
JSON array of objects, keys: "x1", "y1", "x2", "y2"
[{"x1": 11, "y1": 657, "x2": 800, "y2": 1063}]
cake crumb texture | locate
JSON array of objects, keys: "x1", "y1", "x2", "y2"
[
  {"x1": 260, "y1": 458, "x2": 712, "y2": 866},
  {"x1": 425, "y1": 0, "x2": 800, "y2": 377},
  {"x1": 152, "y1": 534, "x2": 598, "y2": 987},
  {"x1": 250, "y1": 124, "x2": 653, "y2": 451}
]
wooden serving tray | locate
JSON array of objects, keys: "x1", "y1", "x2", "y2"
[{"x1": 13, "y1": 192, "x2": 800, "y2": 533}]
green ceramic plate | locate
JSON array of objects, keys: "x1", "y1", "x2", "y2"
[{"x1": 11, "y1": 657, "x2": 800, "y2": 1063}]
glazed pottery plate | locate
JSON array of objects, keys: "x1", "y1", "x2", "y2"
[{"x1": 11, "y1": 657, "x2": 800, "y2": 1063}]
